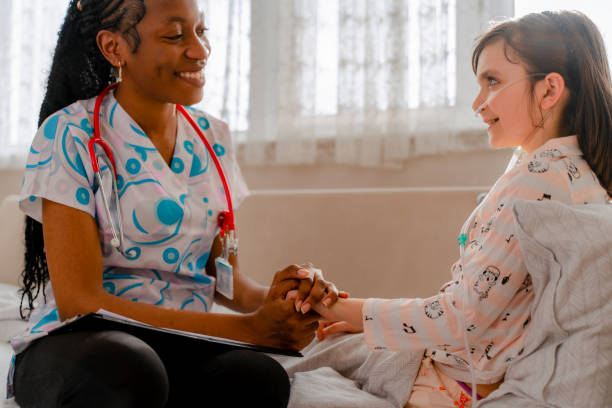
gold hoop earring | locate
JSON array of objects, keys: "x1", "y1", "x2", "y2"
[{"x1": 115, "y1": 63, "x2": 122, "y2": 83}]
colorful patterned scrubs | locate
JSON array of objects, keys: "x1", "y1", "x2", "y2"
[{"x1": 6, "y1": 90, "x2": 248, "y2": 397}]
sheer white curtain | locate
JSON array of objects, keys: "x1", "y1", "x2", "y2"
[
  {"x1": 276, "y1": 0, "x2": 461, "y2": 167},
  {"x1": 0, "y1": 0, "x2": 249, "y2": 169},
  {"x1": 0, "y1": 0, "x2": 69, "y2": 169},
  {"x1": 245, "y1": 0, "x2": 497, "y2": 167},
  {"x1": 0, "y1": 0, "x2": 510, "y2": 169}
]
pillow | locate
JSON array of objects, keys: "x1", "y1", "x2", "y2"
[
  {"x1": 0, "y1": 283, "x2": 28, "y2": 343},
  {"x1": 481, "y1": 200, "x2": 612, "y2": 408}
]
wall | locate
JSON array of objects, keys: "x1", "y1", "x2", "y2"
[
  {"x1": 242, "y1": 148, "x2": 510, "y2": 190},
  {"x1": 236, "y1": 187, "x2": 487, "y2": 299},
  {"x1": 0, "y1": 148, "x2": 513, "y2": 298},
  {"x1": 0, "y1": 170, "x2": 23, "y2": 203},
  {"x1": 0, "y1": 148, "x2": 511, "y2": 201}
]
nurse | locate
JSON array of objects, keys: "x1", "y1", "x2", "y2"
[{"x1": 9, "y1": 0, "x2": 339, "y2": 407}]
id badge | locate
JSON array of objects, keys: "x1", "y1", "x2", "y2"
[{"x1": 214, "y1": 256, "x2": 234, "y2": 299}]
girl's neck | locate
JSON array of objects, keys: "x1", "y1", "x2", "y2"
[
  {"x1": 521, "y1": 108, "x2": 568, "y2": 153},
  {"x1": 522, "y1": 129, "x2": 556, "y2": 153}
]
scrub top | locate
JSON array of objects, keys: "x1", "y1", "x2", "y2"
[{"x1": 7, "y1": 90, "x2": 248, "y2": 397}]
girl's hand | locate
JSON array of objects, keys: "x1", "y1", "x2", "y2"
[
  {"x1": 292, "y1": 263, "x2": 342, "y2": 314},
  {"x1": 316, "y1": 320, "x2": 362, "y2": 341}
]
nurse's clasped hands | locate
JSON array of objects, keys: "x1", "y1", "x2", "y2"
[
  {"x1": 289, "y1": 262, "x2": 347, "y2": 314},
  {"x1": 245, "y1": 264, "x2": 341, "y2": 350}
]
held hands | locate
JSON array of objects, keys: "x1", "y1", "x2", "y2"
[
  {"x1": 308, "y1": 289, "x2": 362, "y2": 341},
  {"x1": 290, "y1": 262, "x2": 342, "y2": 314},
  {"x1": 283, "y1": 264, "x2": 359, "y2": 341},
  {"x1": 246, "y1": 265, "x2": 322, "y2": 350},
  {"x1": 247, "y1": 263, "x2": 350, "y2": 349}
]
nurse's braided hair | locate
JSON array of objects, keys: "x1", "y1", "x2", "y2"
[{"x1": 21, "y1": 0, "x2": 146, "y2": 319}]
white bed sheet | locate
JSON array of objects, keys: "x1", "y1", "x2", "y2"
[{"x1": 0, "y1": 284, "x2": 27, "y2": 408}]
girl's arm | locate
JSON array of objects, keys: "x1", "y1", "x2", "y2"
[{"x1": 43, "y1": 198, "x2": 318, "y2": 350}]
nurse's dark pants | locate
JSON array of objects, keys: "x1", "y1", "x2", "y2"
[{"x1": 13, "y1": 329, "x2": 290, "y2": 408}]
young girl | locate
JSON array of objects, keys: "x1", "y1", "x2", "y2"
[
  {"x1": 311, "y1": 10, "x2": 612, "y2": 408},
  {"x1": 8, "y1": 0, "x2": 339, "y2": 406}
]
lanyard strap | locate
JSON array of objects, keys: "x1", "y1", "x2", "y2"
[{"x1": 176, "y1": 104, "x2": 235, "y2": 235}]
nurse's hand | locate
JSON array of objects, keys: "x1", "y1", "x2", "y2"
[
  {"x1": 246, "y1": 265, "x2": 320, "y2": 350},
  {"x1": 291, "y1": 263, "x2": 342, "y2": 315}
]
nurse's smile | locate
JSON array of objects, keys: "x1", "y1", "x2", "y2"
[{"x1": 176, "y1": 69, "x2": 205, "y2": 87}]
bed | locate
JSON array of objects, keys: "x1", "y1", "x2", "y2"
[{"x1": 2, "y1": 194, "x2": 612, "y2": 407}]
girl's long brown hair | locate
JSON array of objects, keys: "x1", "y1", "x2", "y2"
[{"x1": 472, "y1": 10, "x2": 612, "y2": 196}]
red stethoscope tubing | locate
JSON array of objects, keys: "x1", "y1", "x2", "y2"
[
  {"x1": 89, "y1": 82, "x2": 235, "y2": 234},
  {"x1": 176, "y1": 104, "x2": 234, "y2": 234},
  {"x1": 89, "y1": 84, "x2": 117, "y2": 174}
]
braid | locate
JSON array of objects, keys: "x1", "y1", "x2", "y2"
[{"x1": 21, "y1": 0, "x2": 146, "y2": 319}]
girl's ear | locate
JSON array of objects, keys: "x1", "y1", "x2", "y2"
[
  {"x1": 539, "y1": 72, "x2": 567, "y2": 110},
  {"x1": 96, "y1": 30, "x2": 126, "y2": 68}
]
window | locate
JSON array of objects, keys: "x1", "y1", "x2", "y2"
[
  {"x1": 0, "y1": 0, "x2": 69, "y2": 168},
  {"x1": 0, "y1": 0, "x2": 516, "y2": 169}
]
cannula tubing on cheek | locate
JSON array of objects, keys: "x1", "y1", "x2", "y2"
[{"x1": 473, "y1": 73, "x2": 548, "y2": 116}]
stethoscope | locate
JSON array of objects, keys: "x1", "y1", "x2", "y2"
[{"x1": 88, "y1": 82, "x2": 236, "y2": 257}]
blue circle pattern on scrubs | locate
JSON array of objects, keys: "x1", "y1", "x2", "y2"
[
  {"x1": 76, "y1": 187, "x2": 90, "y2": 205},
  {"x1": 163, "y1": 248, "x2": 180, "y2": 264},
  {"x1": 213, "y1": 143, "x2": 225, "y2": 157},
  {"x1": 126, "y1": 158, "x2": 141, "y2": 174},
  {"x1": 171, "y1": 157, "x2": 184, "y2": 173},
  {"x1": 198, "y1": 117, "x2": 210, "y2": 130},
  {"x1": 156, "y1": 199, "x2": 184, "y2": 226}
]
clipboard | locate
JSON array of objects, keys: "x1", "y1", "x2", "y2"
[{"x1": 50, "y1": 312, "x2": 302, "y2": 357}]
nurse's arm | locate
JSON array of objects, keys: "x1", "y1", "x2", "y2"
[
  {"x1": 42, "y1": 199, "x2": 316, "y2": 349},
  {"x1": 207, "y1": 234, "x2": 267, "y2": 313}
]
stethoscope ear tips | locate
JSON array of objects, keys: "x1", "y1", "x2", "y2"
[{"x1": 111, "y1": 237, "x2": 120, "y2": 248}]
